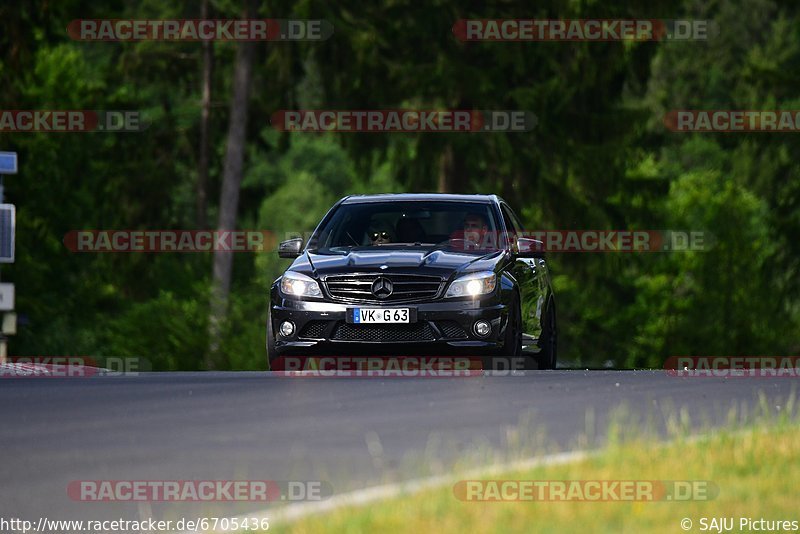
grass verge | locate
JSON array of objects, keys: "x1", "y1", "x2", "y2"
[{"x1": 278, "y1": 412, "x2": 800, "y2": 533}]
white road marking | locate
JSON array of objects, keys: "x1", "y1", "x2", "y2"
[{"x1": 181, "y1": 449, "x2": 589, "y2": 532}]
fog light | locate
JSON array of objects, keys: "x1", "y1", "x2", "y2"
[
  {"x1": 473, "y1": 320, "x2": 491, "y2": 337},
  {"x1": 279, "y1": 321, "x2": 295, "y2": 337}
]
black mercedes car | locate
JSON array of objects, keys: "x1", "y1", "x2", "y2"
[{"x1": 267, "y1": 193, "x2": 557, "y2": 370}]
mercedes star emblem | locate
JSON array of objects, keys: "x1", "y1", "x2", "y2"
[{"x1": 371, "y1": 277, "x2": 393, "y2": 299}]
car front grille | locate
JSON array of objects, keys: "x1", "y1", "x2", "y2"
[
  {"x1": 324, "y1": 274, "x2": 443, "y2": 303},
  {"x1": 331, "y1": 322, "x2": 436, "y2": 342}
]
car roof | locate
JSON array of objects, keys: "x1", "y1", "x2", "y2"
[{"x1": 340, "y1": 193, "x2": 500, "y2": 204}]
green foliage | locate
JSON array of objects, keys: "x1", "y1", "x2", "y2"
[
  {"x1": 3, "y1": 0, "x2": 799, "y2": 369},
  {"x1": 99, "y1": 287, "x2": 211, "y2": 370}
]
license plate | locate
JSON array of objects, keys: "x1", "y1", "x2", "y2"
[{"x1": 351, "y1": 308, "x2": 410, "y2": 324}]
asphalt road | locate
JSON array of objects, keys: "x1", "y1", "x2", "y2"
[{"x1": 0, "y1": 371, "x2": 794, "y2": 524}]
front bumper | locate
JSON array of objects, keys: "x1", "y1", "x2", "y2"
[{"x1": 268, "y1": 294, "x2": 509, "y2": 357}]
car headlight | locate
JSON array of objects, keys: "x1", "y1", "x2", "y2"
[
  {"x1": 445, "y1": 271, "x2": 497, "y2": 298},
  {"x1": 280, "y1": 271, "x2": 322, "y2": 298}
]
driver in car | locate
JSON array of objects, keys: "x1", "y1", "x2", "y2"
[
  {"x1": 462, "y1": 212, "x2": 491, "y2": 248},
  {"x1": 445, "y1": 212, "x2": 490, "y2": 250}
]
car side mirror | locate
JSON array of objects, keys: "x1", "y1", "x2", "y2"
[
  {"x1": 278, "y1": 238, "x2": 303, "y2": 258},
  {"x1": 516, "y1": 237, "x2": 545, "y2": 258}
]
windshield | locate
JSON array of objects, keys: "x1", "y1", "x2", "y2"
[{"x1": 309, "y1": 200, "x2": 501, "y2": 253}]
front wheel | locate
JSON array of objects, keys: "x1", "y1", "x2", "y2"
[
  {"x1": 266, "y1": 309, "x2": 277, "y2": 370},
  {"x1": 535, "y1": 299, "x2": 557, "y2": 370},
  {"x1": 483, "y1": 293, "x2": 522, "y2": 371}
]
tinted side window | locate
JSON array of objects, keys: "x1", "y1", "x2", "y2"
[
  {"x1": 497, "y1": 204, "x2": 517, "y2": 250},
  {"x1": 504, "y1": 204, "x2": 525, "y2": 233},
  {"x1": 500, "y1": 204, "x2": 523, "y2": 235}
]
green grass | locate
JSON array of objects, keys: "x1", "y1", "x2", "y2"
[{"x1": 276, "y1": 398, "x2": 800, "y2": 533}]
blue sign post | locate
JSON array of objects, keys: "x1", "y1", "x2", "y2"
[
  {"x1": 0, "y1": 152, "x2": 17, "y2": 175},
  {"x1": 0, "y1": 151, "x2": 16, "y2": 205},
  {"x1": 0, "y1": 151, "x2": 16, "y2": 362},
  {"x1": 0, "y1": 151, "x2": 16, "y2": 259}
]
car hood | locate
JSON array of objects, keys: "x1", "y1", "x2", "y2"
[{"x1": 290, "y1": 248, "x2": 505, "y2": 279}]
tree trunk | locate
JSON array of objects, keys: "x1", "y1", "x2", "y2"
[
  {"x1": 196, "y1": 0, "x2": 213, "y2": 229},
  {"x1": 437, "y1": 143, "x2": 464, "y2": 193},
  {"x1": 207, "y1": 2, "x2": 256, "y2": 369}
]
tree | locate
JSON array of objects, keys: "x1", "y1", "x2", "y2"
[
  {"x1": 196, "y1": 0, "x2": 214, "y2": 229},
  {"x1": 208, "y1": 0, "x2": 257, "y2": 368}
]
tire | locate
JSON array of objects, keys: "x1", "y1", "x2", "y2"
[
  {"x1": 266, "y1": 309, "x2": 278, "y2": 370},
  {"x1": 535, "y1": 299, "x2": 557, "y2": 370},
  {"x1": 484, "y1": 292, "x2": 523, "y2": 371}
]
